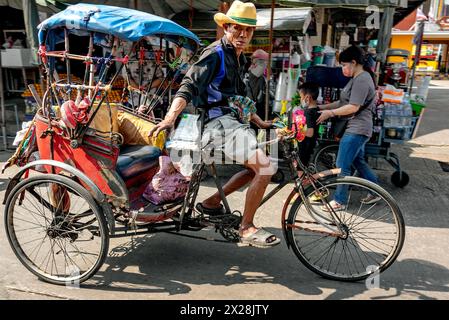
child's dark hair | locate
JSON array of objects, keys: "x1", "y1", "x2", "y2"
[
  {"x1": 298, "y1": 82, "x2": 320, "y2": 101},
  {"x1": 339, "y1": 45, "x2": 376, "y2": 85}
]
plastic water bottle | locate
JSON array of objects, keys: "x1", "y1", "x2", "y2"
[
  {"x1": 326, "y1": 121, "x2": 332, "y2": 138},
  {"x1": 403, "y1": 102, "x2": 412, "y2": 127},
  {"x1": 397, "y1": 103, "x2": 404, "y2": 126},
  {"x1": 383, "y1": 104, "x2": 391, "y2": 127}
]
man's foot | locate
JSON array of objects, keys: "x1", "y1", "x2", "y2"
[
  {"x1": 196, "y1": 202, "x2": 226, "y2": 216},
  {"x1": 361, "y1": 194, "x2": 382, "y2": 205},
  {"x1": 239, "y1": 227, "x2": 280, "y2": 248}
]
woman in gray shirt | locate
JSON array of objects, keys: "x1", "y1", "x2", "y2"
[{"x1": 317, "y1": 45, "x2": 380, "y2": 210}]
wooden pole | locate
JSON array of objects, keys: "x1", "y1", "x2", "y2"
[
  {"x1": 0, "y1": 49, "x2": 6, "y2": 150},
  {"x1": 216, "y1": 2, "x2": 230, "y2": 40},
  {"x1": 265, "y1": 0, "x2": 275, "y2": 121}
]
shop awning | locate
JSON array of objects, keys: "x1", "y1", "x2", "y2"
[
  {"x1": 0, "y1": 0, "x2": 67, "y2": 13},
  {"x1": 254, "y1": 0, "x2": 400, "y2": 8},
  {"x1": 257, "y1": 8, "x2": 314, "y2": 34}
]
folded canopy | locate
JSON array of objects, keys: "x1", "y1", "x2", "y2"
[{"x1": 38, "y1": 3, "x2": 200, "y2": 51}]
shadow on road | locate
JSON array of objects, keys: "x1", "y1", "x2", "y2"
[{"x1": 80, "y1": 231, "x2": 449, "y2": 300}]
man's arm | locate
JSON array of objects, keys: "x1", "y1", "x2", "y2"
[
  {"x1": 149, "y1": 97, "x2": 187, "y2": 137},
  {"x1": 250, "y1": 113, "x2": 272, "y2": 129}
]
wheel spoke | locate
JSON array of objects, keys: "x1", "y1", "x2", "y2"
[
  {"x1": 6, "y1": 176, "x2": 107, "y2": 284},
  {"x1": 288, "y1": 178, "x2": 404, "y2": 280}
]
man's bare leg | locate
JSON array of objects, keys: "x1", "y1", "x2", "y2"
[
  {"x1": 240, "y1": 149, "x2": 276, "y2": 239},
  {"x1": 201, "y1": 169, "x2": 255, "y2": 209}
]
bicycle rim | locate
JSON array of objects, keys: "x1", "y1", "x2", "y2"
[
  {"x1": 4, "y1": 175, "x2": 109, "y2": 285},
  {"x1": 287, "y1": 176, "x2": 405, "y2": 281}
]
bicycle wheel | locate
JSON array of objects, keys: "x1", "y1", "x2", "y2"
[
  {"x1": 4, "y1": 174, "x2": 109, "y2": 285},
  {"x1": 313, "y1": 144, "x2": 339, "y2": 173},
  {"x1": 286, "y1": 176, "x2": 405, "y2": 281}
]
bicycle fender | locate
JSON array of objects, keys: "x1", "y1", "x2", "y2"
[
  {"x1": 3, "y1": 160, "x2": 116, "y2": 234},
  {"x1": 281, "y1": 189, "x2": 298, "y2": 250},
  {"x1": 281, "y1": 168, "x2": 341, "y2": 249}
]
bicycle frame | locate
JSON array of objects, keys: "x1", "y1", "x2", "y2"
[{"x1": 176, "y1": 130, "x2": 347, "y2": 242}]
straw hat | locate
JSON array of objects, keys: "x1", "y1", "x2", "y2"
[{"x1": 214, "y1": 1, "x2": 263, "y2": 28}]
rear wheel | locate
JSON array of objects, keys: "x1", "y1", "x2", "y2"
[
  {"x1": 313, "y1": 144, "x2": 339, "y2": 173},
  {"x1": 286, "y1": 176, "x2": 405, "y2": 281},
  {"x1": 4, "y1": 174, "x2": 109, "y2": 285}
]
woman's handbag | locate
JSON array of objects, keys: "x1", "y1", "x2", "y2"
[{"x1": 331, "y1": 116, "x2": 350, "y2": 139}]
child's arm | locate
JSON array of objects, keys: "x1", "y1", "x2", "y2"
[{"x1": 305, "y1": 127, "x2": 314, "y2": 138}]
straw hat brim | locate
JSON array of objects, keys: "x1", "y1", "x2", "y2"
[{"x1": 214, "y1": 12, "x2": 265, "y2": 28}]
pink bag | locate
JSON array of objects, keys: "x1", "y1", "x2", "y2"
[{"x1": 143, "y1": 156, "x2": 189, "y2": 205}]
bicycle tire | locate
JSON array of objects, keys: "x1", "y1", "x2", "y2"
[
  {"x1": 313, "y1": 144, "x2": 339, "y2": 173},
  {"x1": 286, "y1": 175, "x2": 405, "y2": 282},
  {"x1": 4, "y1": 174, "x2": 109, "y2": 286}
]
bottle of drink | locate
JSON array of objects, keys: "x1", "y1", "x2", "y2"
[
  {"x1": 318, "y1": 124, "x2": 326, "y2": 139},
  {"x1": 326, "y1": 120, "x2": 332, "y2": 139},
  {"x1": 383, "y1": 103, "x2": 392, "y2": 127}
]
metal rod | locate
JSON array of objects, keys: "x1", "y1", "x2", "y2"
[
  {"x1": 209, "y1": 163, "x2": 232, "y2": 214},
  {"x1": 54, "y1": 83, "x2": 110, "y2": 91},
  {"x1": 64, "y1": 29, "x2": 71, "y2": 85},
  {"x1": 83, "y1": 32, "x2": 94, "y2": 98},
  {"x1": 0, "y1": 50, "x2": 6, "y2": 150},
  {"x1": 265, "y1": 0, "x2": 275, "y2": 121}
]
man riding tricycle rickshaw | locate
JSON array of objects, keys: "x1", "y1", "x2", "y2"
[{"x1": 2, "y1": 2, "x2": 404, "y2": 285}]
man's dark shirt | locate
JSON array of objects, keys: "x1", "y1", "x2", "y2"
[{"x1": 175, "y1": 36, "x2": 247, "y2": 121}]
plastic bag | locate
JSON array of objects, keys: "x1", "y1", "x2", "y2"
[
  {"x1": 382, "y1": 85, "x2": 404, "y2": 104},
  {"x1": 143, "y1": 156, "x2": 189, "y2": 205}
]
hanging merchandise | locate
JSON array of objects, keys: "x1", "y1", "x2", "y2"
[
  {"x1": 312, "y1": 46, "x2": 324, "y2": 65},
  {"x1": 286, "y1": 51, "x2": 301, "y2": 102},
  {"x1": 274, "y1": 71, "x2": 288, "y2": 113},
  {"x1": 298, "y1": 35, "x2": 312, "y2": 70},
  {"x1": 322, "y1": 46, "x2": 337, "y2": 67}
]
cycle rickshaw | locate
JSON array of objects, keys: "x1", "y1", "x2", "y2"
[{"x1": 3, "y1": 4, "x2": 405, "y2": 286}]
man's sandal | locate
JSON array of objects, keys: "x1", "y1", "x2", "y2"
[
  {"x1": 196, "y1": 203, "x2": 226, "y2": 216},
  {"x1": 238, "y1": 228, "x2": 281, "y2": 248}
]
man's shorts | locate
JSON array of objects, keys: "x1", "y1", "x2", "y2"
[{"x1": 202, "y1": 114, "x2": 258, "y2": 164}]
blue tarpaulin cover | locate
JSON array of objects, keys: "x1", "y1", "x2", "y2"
[{"x1": 38, "y1": 3, "x2": 200, "y2": 50}]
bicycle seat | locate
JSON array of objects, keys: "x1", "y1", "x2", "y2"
[{"x1": 116, "y1": 145, "x2": 161, "y2": 181}]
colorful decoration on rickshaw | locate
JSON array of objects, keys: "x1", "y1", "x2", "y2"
[
  {"x1": 292, "y1": 108, "x2": 307, "y2": 142},
  {"x1": 227, "y1": 95, "x2": 257, "y2": 124},
  {"x1": 60, "y1": 98, "x2": 91, "y2": 129},
  {"x1": 271, "y1": 107, "x2": 308, "y2": 142}
]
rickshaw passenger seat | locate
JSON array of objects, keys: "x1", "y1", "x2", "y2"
[{"x1": 116, "y1": 145, "x2": 161, "y2": 180}]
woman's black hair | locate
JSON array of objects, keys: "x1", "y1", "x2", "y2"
[{"x1": 339, "y1": 45, "x2": 376, "y2": 86}]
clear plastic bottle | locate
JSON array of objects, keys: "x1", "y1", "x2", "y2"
[
  {"x1": 326, "y1": 120, "x2": 332, "y2": 139},
  {"x1": 403, "y1": 101, "x2": 412, "y2": 127},
  {"x1": 396, "y1": 103, "x2": 404, "y2": 126},
  {"x1": 384, "y1": 103, "x2": 392, "y2": 127}
]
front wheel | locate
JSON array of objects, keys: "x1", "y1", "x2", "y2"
[
  {"x1": 4, "y1": 174, "x2": 109, "y2": 285},
  {"x1": 286, "y1": 176, "x2": 405, "y2": 281}
]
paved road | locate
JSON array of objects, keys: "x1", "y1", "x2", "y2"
[{"x1": 1, "y1": 82, "x2": 449, "y2": 300}]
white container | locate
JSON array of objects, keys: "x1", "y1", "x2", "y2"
[
  {"x1": 274, "y1": 71, "x2": 288, "y2": 113},
  {"x1": 1, "y1": 48, "x2": 34, "y2": 67}
]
